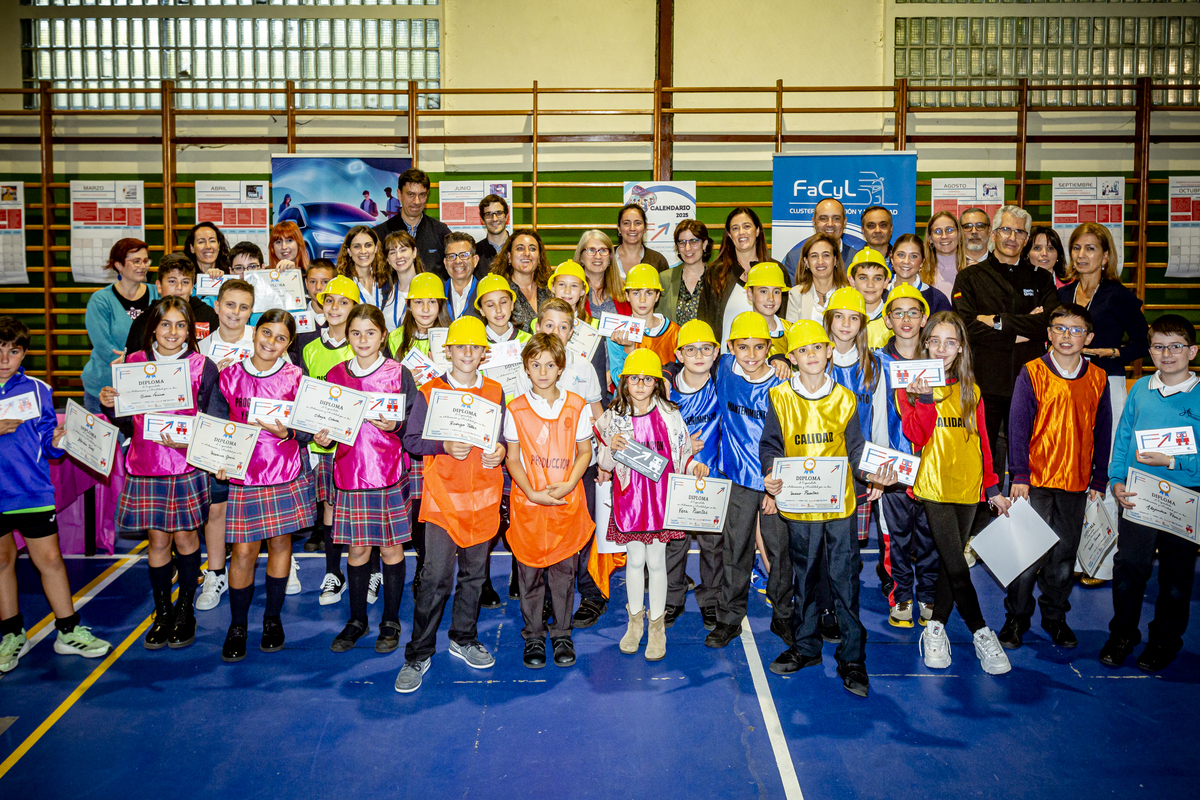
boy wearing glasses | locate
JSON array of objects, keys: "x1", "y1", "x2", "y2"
[
  {"x1": 1102, "y1": 314, "x2": 1200, "y2": 673},
  {"x1": 1002, "y1": 304, "x2": 1111, "y2": 650}
]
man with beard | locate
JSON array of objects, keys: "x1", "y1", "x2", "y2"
[{"x1": 961, "y1": 207, "x2": 992, "y2": 266}]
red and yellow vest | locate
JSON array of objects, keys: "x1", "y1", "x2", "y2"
[
  {"x1": 912, "y1": 382, "x2": 983, "y2": 505},
  {"x1": 766, "y1": 381, "x2": 859, "y2": 522},
  {"x1": 1027, "y1": 358, "x2": 1107, "y2": 492}
]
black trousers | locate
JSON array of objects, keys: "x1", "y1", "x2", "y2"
[
  {"x1": 665, "y1": 534, "x2": 723, "y2": 609},
  {"x1": 982, "y1": 393, "x2": 1011, "y2": 488},
  {"x1": 404, "y1": 523, "x2": 489, "y2": 662},
  {"x1": 518, "y1": 558, "x2": 575, "y2": 640},
  {"x1": 716, "y1": 484, "x2": 791, "y2": 628},
  {"x1": 1004, "y1": 486, "x2": 1088, "y2": 624},
  {"x1": 878, "y1": 490, "x2": 939, "y2": 607},
  {"x1": 1110, "y1": 514, "x2": 1200, "y2": 653},
  {"x1": 574, "y1": 464, "x2": 605, "y2": 603},
  {"x1": 922, "y1": 500, "x2": 987, "y2": 632},
  {"x1": 787, "y1": 515, "x2": 865, "y2": 664}
]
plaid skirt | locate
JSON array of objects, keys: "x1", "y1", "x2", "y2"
[
  {"x1": 408, "y1": 456, "x2": 424, "y2": 500},
  {"x1": 332, "y1": 477, "x2": 412, "y2": 547},
  {"x1": 227, "y1": 472, "x2": 316, "y2": 543},
  {"x1": 856, "y1": 490, "x2": 873, "y2": 544},
  {"x1": 314, "y1": 451, "x2": 338, "y2": 504},
  {"x1": 117, "y1": 470, "x2": 210, "y2": 534}
]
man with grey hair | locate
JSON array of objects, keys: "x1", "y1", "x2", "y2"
[
  {"x1": 960, "y1": 207, "x2": 992, "y2": 265},
  {"x1": 951, "y1": 205, "x2": 1060, "y2": 487}
]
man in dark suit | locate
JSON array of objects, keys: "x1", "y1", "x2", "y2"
[{"x1": 371, "y1": 168, "x2": 452, "y2": 281}]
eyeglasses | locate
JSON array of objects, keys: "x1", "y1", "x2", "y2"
[
  {"x1": 996, "y1": 227, "x2": 1029, "y2": 239},
  {"x1": 889, "y1": 308, "x2": 923, "y2": 320},
  {"x1": 482, "y1": 211, "x2": 506, "y2": 220},
  {"x1": 677, "y1": 239, "x2": 703, "y2": 249},
  {"x1": 1051, "y1": 324, "x2": 1088, "y2": 337},
  {"x1": 583, "y1": 247, "x2": 611, "y2": 257},
  {"x1": 681, "y1": 345, "x2": 715, "y2": 357},
  {"x1": 625, "y1": 375, "x2": 659, "y2": 386},
  {"x1": 445, "y1": 252, "x2": 475, "y2": 262},
  {"x1": 930, "y1": 226, "x2": 957, "y2": 237},
  {"x1": 125, "y1": 258, "x2": 152, "y2": 267},
  {"x1": 1150, "y1": 343, "x2": 1191, "y2": 354},
  {"x1": 962, "y1": 223, "x2": 990, "y2": 232}
]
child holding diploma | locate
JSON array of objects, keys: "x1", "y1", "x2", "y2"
[
  {"x1": 608, "y1": 264, "x2": 680, "y2": 385},
  {"x1": 1102, "y1": 314, "x2": 1200, "y2": 673},
  {"x1": 898, "y1": 311, "x2": 1013, "y2": 675},
  {"x1": 396, "y1": 316, "x2": 507, "y2": 693},
  {"x1": 476, "y1": 274, "x2": 530, "y2": 347},
  {"x1": 505, "y1": 333, "x2": 594, "y2": 669},
  {"x1": 205, "y1": 310, "x2": 315, "y2": 661},
  {"x1": 315, "y1": 305, "x2": 418, "y2": 655},
  {"x1": 743, "y1": 262, "x2": 792, "y2": 358},
  {"x1": 760, "y1": 320, "x2": 894, "y2": 697},
  {"x1": 596, "y1": 350, "x2": 697, "y2": 661},
  {"x1": 0, "y1": 317, "x2": 112, "y2": 674},
  {"x1": 101, "y1": 296, "x2": 220, "y2": 651},
  {"x1": 1002, "y1": 304, "x2": 1111, "y2": 650}
]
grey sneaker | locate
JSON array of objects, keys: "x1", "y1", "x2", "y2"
[
  {"x1": 449, "y1": 639, "x2": 495, "y2": 669},
  {"x1": 395, "y1": 657, "x2": 431, "y2": 693}
]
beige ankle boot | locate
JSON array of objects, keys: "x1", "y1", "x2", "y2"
[
  {"x1": 619, "y1": 605, "x2": 645, "y2": 654},
  {"x1": 645, "y1": 613, "x2": 666, "y2": 661}
]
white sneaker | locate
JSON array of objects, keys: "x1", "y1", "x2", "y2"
[
  {"x1": 318, "y1": 572, "x2": 346, "y2": 606},
  {"x1": 195, "y1": 570, "x2": 228, "y2": 611},
  {"x1": 287, "y1": 557, "x2": 302, "y2": 595},
  {"x1": 920, "y1": 620, "x2": 952, "y2": 669},
  {"x1": 918, "y1": 601, "x2": 933, "y2": 625},
  {"x1": 367, "y1": 571, "x2": 382, "y2": 604},
  {"x1": 973, "y1": 626, "x2": 1012, "y2": 675}
]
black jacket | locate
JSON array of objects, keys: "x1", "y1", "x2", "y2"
[
  {"x1": 950, "y1": 253, "x2": 1060, "y2": 398},
  {"x1": 372, "y1": 213, "x2": 452, "y2": 282},
  {"x1": 125, "y1": 295, "x2": 221, "y2": 354}
]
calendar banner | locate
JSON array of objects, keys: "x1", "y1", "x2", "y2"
[
  {"x1": 1051, "y1": 177, "x2": 1125, "y2": 270},
  {"x1": 438, "y1": 180, "x2": 513, "y2": 242},
  {"x1": 1166, "y1": 176, "x2": 1200, "y2": 278},
  {"x1": 70, "y1": 181, "x2": 145, "y2": 283},
  {"x1": 930, "y1": 178, "x2": 1004, "y2": 222},
  {"x1": 0, "y1": 181, "x2": 26, "y2": 285},
  {"x1": 623, "y1": 181, "x2": 697, "y2": 268},
  {"x1": 195, "y1": 181, "x2": 270, "y2": 257}
]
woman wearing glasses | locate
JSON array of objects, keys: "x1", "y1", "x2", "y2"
[
  {"x1": 659, "y1": 220, "x2": 712, "y2": 326},
  {"x1": 1057, "y1": 222, "x2": 1150, "y2": 584},
  {"x1": 924, "y1": 211, "x2": 967, "y2": 301},
  {"x1": 575, "y1": 230, "x2": 629, "y2": 320}
]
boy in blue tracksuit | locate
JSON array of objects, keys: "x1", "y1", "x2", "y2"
[
  {"x1": 1101, "y1": 314, "x2": 1200, "y2": 673},
  {"x1": 0, "y1": 317, "x2": 113, "y2": 674},
  {"x1": 663, "y1": 321, "x2": 724, "y2": 630}
]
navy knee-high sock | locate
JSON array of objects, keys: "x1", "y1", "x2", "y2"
[
  {"x1": 348, "y1": 562, "x2": 370, "y2": 624},
  {"x1": 148, "y1": 563, "x2": 174, "y2": 613},
  {"x1": 176, "y1": 549, "x2": 202, "y2": 607},
  {"x1": 264, "y1": 575, "x2": 287, "y2": 620},
  {"x1": 325, "y1": 541, "x2": 344, "y2": 579},
  {"x1": 382, "y1": 560, "x2": 406, "y2": 624},
  {"x1": 229, "y1": 584, "x2": 254, "y2": 627}
]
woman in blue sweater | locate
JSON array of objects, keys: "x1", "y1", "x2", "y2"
[{"x1": 80, "y1": 239, "x2": 158, "y2": 414}]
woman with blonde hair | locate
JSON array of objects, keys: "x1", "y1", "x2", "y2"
[
  {"x1": 924, "y1": 211, "x2": 967, "y2": 300},
  {"x1": 575, "y1": 229, "x2": 628, "y2": 319}
]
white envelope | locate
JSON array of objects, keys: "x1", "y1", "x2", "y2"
[
  {"x1": 195, "y1": 274, "x2": 228, "y2": 296},
  {"x1": 858, "y1": 442, "x2": 920, "y2": 486},
  {"x1": 0, "y1": 390, "x2": 40, "y2": 422},
  {"x1": 1135, "y1": 426, "x2": 1196, "y2": 456},
  {"x1": 209, "y1": 341, "x2": 253, "y2": 363},
  {"x1": 593, "y1": 480, "x2": 625, "y2": 554},
  {"x1": 483, "y1": 339, "x2": 524, "y2": 369},
  {"x1": 248, "y1": 397, "x2": 294, "y2": 425},
  {"x1": 887, "y1": 359, "x2": 946, "y2": 388},
  {"x1": 142, "y1": 413, "x2": 194, "y2": 444},
  {"x1": 290, "y1": 309, "x2": 316, "y2": 334},
  {"x1": 366, "y1": 393, "x2": 406, "y2": 422},
  {"x1": 427, "y1": 327, "x2": 450, "y2": 367},
  {"x1": 969, "y1": 497, "x2": 1061, "y2": 587},
  {"x1": 597, "y1": 312, "x2": 645, "y2": 342}
]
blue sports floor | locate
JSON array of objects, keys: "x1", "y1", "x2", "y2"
[{"x1": 1, "y1": 545, "x2": 1197, "y2": 800}]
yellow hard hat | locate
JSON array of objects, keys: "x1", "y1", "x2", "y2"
[
  {"x1": 407, "y1": 272, "x2": 447, "y2": 302},
  {"x1": 623, "y1": 263, "x2": 663, "y2": 292},
  {"x1": 316, "y1": 275, "x2": 361, "y2": 306},
  {"x1": 444, "y1": 315, "x2": 489, "y2": 348},
  {"x1": 825, "y1": 286, "x2": 867, "y2": 316},
  {"x1": 726, "y1": 311, "x2": 771, "y2": 343},
  {"x1": 848, "y1": 247, "x2": 892, "y2": 281},
  {"x1": 547, "y1": 259, "x2": 590, "y2": 293},
  {"x1": 744, "y1": 262, "x2": 790, "y2": 292},
  {"x1": 786, "y1": 319, "x2": 832, "y2": 352},
  {"x1": 675, "y1": 319, "x2": 719, "y2": 349},
  {"x1": 620, "y1": 348, "x2": 663, "y2": 380},
  {"x1": 473, "y1": 274, "x2": 516, "y2": 310},
  {"x1": 883, "y1": 281, "x2": 930, "y2": 317}
]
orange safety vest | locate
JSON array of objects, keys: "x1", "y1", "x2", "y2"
[
  {"x1": 419, "y1": 376, "x2": 505, "y2": 547},
  {"x1": 638, "y1": 319, "x2": 681, "y2": 368},
  {"x1": 507, "y1": 393, "x2": 595, "y2": 568}
]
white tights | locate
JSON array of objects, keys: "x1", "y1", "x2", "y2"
[{"x1": 624, "y1": 540, "x2": 667, "y2": 619}]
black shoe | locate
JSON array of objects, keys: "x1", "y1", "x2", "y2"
[
  {"x1": 523, "y1": 638, "x2": 547, "y2": 669},
  {"x1": 876, "y1": 561, "x2": 894, "y2": 599},
  {"x1": 330, "y1": 619, "x2": 368, "y2": 653},
  {"x1": 479, "y1": 581, "x2": 502, "y2": 609},
  {"x1": 768, "y1": 649, "x2": 823, "y2": 675},
  {"x1": 260, "y1": 616, "x2": 285, "y2": 653},
  {"x1": 818, "y1": 611, "x2": 841, "y2": 644},
  {"x1": 375, "y1": 621, "x2": 402, "y2": 653},
  {"x1": 837, "y1": 660, "x2": 869, "y2": 697},
  {"x1": 168, "y1": 603, "x2": 196, "y2": 649},
  {"x1": 705, "y1": 621, "x2": 741, "y2": 649},
  {"x1": 1136, "y1": 642, "x2": 1177, "y2": 673},
  {"x1": 663, "y1": 604, "x2": 685, "y2": 628},
  {"x1": 700, "y1": 606, "x2": 718, "y2": 631},
  {"x1": 552, "y1": 636, "x2": 576, "y2": 667},
  {"x1": 144, "y1": 604, "x2": 176, "y2": 651},
  {"x1": 572, "y1": 598, "x2": 606, "y2": 629},
  {"x1": 222, "y1": 624, "x2": 248, "y2": 662},
  {"x1": 998, "y1": 616, "x2": 1025, "y2": 650},
  {"x1": 1041, "y1": 619, "x2": 1078, "y2": 649},
  {"x1": 304, "y1": 528, "x2": 324, "y2": 552},
  {"x1": 1099, "y1": 635, "x2": 1139, "y2": 668},
  {"x1": 770, "y1": 617, "x2": 796, "y2": 647}
]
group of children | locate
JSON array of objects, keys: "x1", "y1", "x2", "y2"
[{"x1": 1, "y1": 226, "x2": 1196, "y2": 699}]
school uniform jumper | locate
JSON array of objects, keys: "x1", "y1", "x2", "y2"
[{"x1": 0, "y1": 369, "x2": 64, "y2": 539}]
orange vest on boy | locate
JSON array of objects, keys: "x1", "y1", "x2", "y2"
[
  {"x1": 1026, "y1": 357, "x2": 1107, "y2": 492},
  {"x1": 507, "y1": 393, "x2": 595, "y2": 568},
  {"x1": 418, "y1": 376, "x2": 505, "y2": 547}
]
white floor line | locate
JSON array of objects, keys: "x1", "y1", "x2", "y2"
[
  {"x1": 22, "y1": 554, "x2": 143, "y2": 655},
  {"x1": 739, "y1": 618, "x2": 804, "y2": 800}
]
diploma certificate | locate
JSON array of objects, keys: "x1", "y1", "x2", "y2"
[
  {"x1": 245, "y1": 268, "x2": 305, "y2": 312},
  {"x1": 142, "y1": 413, "x2": 194, "y2": 444},
  {"x1": 401, "y1": 348, "x2": 445, "y2": 387},
  {"x1": 887, "y1": 359, "x2": 947, "y2": 388},
  {"x1": 421, "y1": 388, "x2": 502, "y2": 450},
  {"x1": 771, "y1": 456, "x2": 848, "y2": 515},
  {"x1": 290, "y1": 309, "x2": 316, "y2": 334},
  {"x1": 63, "y1": 400, "x2": 118, "y2": 477},
  {"x1": 195, "y1": 274, "x2": 229, "y2": 296},
  {"x1": 481, "y1": 361, "x2": 524, "y2": 399},
  {"x1": 185, "y1": 413, "x2": 259, "y2": 481},
  {"x1": 111, "y1": 360, "x2": 193, "y2": 417},
  {"x1": 289, "y1": 376, "x2": 369, "y2": 446},
  {"x1": 427, "y1": 327, "x2": 450, "y2": 368},
  {"x1": 1124, "y1": 467, "x2": 1200, "y2": 544},
  {"x1": 568, "y1": 320, "x2": 602, "y2": 363},
  {"x1": 1078, "y1": 497, "x2": 1119, "y2": 577},
  {"x1": 663, "y1": 475, "x2": 733, "y2": 533}
]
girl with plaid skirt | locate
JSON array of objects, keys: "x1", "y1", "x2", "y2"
[
  {"x1": 316, "y1": 305, "x2": 418, "y2": 654},
  {"x1": 101, "y1": 296, "x2": 219, "y2": 651},
  {"x1": 205, "y1": 310, "x2": 316, "y2": 662}
]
